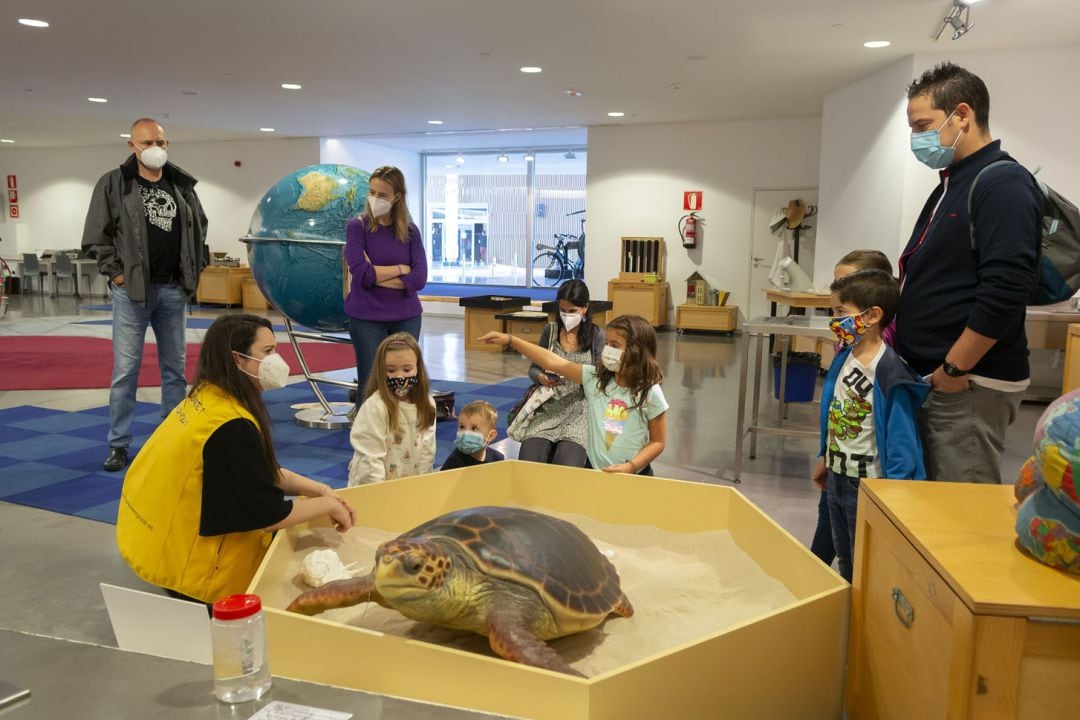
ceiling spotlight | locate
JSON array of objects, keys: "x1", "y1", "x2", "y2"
[
  {"x1": 281, "y1": 83, "x2": 302, "y2": 90},
  {"x1": 0, "y1": 139, "x2": 14, "y2": 144},
  {"x1": 497, "y1": 153, "x2": 509, "y2": 162},
  {"x1": 427, "y1": 120, "x2": 444, "y2": 125},
  {"x1": 18, "y1": 18, "x2": 50, "y2": 28},
  {"x1": 607, "y1": 111, "x2": 625, "y2": 118},
  {"x1": 120, "y1": 133, "x2": 131, "y2": 138},
  {"x1": 523, "y1": 152, "x2": 534, "y2": 162},
  {"x1": 455, "y1": 154, "x2": 466, "y2": 164},
  {"x1": 520, "y1": 66, "x2": 542, "y2": 74},
  {"x1": 934, "y1": 0, "x2": 976, "y2": 41},
  {"x1": 863, "y1": 40, "x2": 891, "y2": 49},
  {"x1": 260, "y1": 127, "x2": 275, "y2": 132},
  {"x1": 564, "y1": 150, "x2": 576, "y2": 160},
  {"x1": 87, "y1": 97, "x2": 108, "y2": 103}
]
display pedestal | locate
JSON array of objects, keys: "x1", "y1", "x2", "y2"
[
  {"x1": 607, "y1": 280, "x2": 669, "y2": 327},
  {"x1": 459, "y1": 295, "x2": 532, "y2": 351}
]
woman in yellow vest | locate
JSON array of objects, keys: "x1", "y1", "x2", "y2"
[{"x1": 116, "y1": 314, "x2": 355, "y2": 604}]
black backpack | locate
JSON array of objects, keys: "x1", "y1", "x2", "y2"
[{"x1": 968, "y1": 160, "x2": 1080, "y2": 305}]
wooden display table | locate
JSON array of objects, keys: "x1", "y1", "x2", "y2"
[
  {"x1": 762, "y1": 288, "x2": 832, "y2": 317},
  {"x1": 675, "y1": 303, "x2": 738, "y2": 335},
  {"x1": 196, "y1": 266, "x2": 251, "y2": 307},
  {"x1": 459, "y1": 295, "x2": 532, "y2": 351},
  {"x1": 847, "y1": 479, "x2": 1080, "y2": 719},
  {"x1": 608, "y1": 280, "x2": 669, "y2": 327}
]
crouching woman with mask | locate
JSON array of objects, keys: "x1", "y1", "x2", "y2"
[{"x1": 116, "y1": 314, "x2": 355, "y2": 605}]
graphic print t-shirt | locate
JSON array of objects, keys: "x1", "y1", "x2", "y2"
[
  {"x1": 137, "y1": 175, "x2": 181, "y2": 280},
  {"x1": 827, "y1": 344, "x2": 886, "y2": 479}
]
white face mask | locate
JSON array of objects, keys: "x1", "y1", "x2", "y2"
[
  {"x1": 138, "y1": 145, "x2": 168, "y2": 170},
  {"x1": 238, "y1": 352, "x2": 290, "y2": 390},
  {"x1": 560, "y1": 311, "x2": 583, "y2": 331},
  {"x1": 368, "y1": 195, "x2": 393, "y2": 218},
  {"x1": 601, "y1": 345, "x2": 624, "y2": 372}
]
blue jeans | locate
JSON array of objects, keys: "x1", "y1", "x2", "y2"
[
  {"x1": 810, "y1": 489, "x2": 836, "y2": 567},
  {"x1": 826, "y1": 470, "x2": 861, "y2": 582},
  {"x1": 108, "y1": 283, "x2": 188, "y2": 449},
  {"x1": 347, "y1": 315, "x2": 422, "y2": 398}
]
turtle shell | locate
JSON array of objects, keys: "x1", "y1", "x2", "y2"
[{"x1": 400, "y1": 506, "x2": 625, "y2": 627}]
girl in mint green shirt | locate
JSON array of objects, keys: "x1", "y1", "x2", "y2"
[{"x1": 480, "y1": 314, "x2": 667, "y2": 474}]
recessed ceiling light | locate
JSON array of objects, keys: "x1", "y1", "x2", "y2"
[
  {"x1": 281, "y1": 83, "x2": 302, "y2": 90},
  {"x1": 18, "y1": 18, "x2": 49, "y2": 28},
  {"x1": 120, "y1": 133, "x2": 131, "y2": 138},
  {"x1": 427, "y1": 120, "x2": 444, "y2": 125},
  {"x1": 455, "y1": 154, "x2": 466, "y2": 164},
  {"x1": 863, "y1": 40, "x2": 891, "y2": 48},
  {"x1": 88, "y1": 97, "x2": 108, "y2": 103},
  {"x1": 607, "y1": 111, "x2": 625, "y2": 118},
  {"x1": 497, "y1": 153, "x2": 509, "y2": 162},
  {"x1": 259, "y1": 127, "x2": 275, "y2": 132},
  {"x1": 523, "y1": 152, "x2": 534, "y2": 162},
  {"x1": 444, "y1": 164, "x2": 455, "y2": 169},
  {"x1": 520, "y1": 66, "x2": 542, "y2": 74},
  {"x1": 0, "y1": 139, "x2": 15, "y2": 144}
]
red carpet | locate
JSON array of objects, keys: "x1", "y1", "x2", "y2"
[{"x1": 0, "y1": 336, "x2": 358, "y2": 390}]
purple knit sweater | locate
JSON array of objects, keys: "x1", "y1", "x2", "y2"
[{"x1": 343, "y1": 217, "x2": 427, "y2": 322}]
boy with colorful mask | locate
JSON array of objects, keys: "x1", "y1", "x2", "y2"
[
  {"x1": 811, "y1": 269, "x2": 930, "y2": 581},
  {"x1": 441, "y1": 401, "x2": 505, "y2": 470}
]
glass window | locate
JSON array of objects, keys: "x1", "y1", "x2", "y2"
[{"x1": 422, "y1": 149, "x2": 586, "y2": 287}]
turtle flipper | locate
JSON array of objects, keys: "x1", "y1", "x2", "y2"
[
  {"x1": 487, "y1": 613, "x2": 585, "y2": 678},
  {"x1": 286, "y1": 574, "x2": 386, "y2": 616}
]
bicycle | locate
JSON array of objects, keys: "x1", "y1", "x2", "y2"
[{"x1": 530, "y1": 210, "x2": 585, "y2": 287}]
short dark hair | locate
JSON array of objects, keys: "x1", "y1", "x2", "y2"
[
  {"x1": 837, "y1": 249, "x2": 893, "y2": 276},
  {"x1": 830, "y1": 269, "x2": 899, "y2": 325},
  {"x1": 907, "y1": 62, "x2": 990, "y2": 130}
]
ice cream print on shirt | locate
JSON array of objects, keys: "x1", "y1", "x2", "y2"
[
  {"x1": 827, "y1": 351, "x2": 880, "y2": 478},
  {"x1": 603, "y1": 398, "x2": 630, "y2": 449},
  {"x1": 141, "y1": 184, "x2": 177, "y2": 232}
]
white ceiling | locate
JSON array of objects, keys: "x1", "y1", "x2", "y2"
[{"x1": 2, "y1": 0, "x2": 1078, "y2": 149}]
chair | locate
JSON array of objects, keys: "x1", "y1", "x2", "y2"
[
  {"x1": 53, "y1": 253, "x2": 87, "y2": 297},
  {"x1": 20, "y1": 254, "x2": 48, "y2": 294}
]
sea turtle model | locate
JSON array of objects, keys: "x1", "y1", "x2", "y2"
[{"x1": 287, "y1": 505, "x2": 634, "y2": 676}]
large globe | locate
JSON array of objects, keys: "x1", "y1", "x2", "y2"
[{"x1": 243, "y1": 164, "x2": 370, "y2": 332}]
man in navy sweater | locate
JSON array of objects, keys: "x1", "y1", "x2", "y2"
[{"x1": 897, "y1": 63, "x2": 1043, "y2": 484}]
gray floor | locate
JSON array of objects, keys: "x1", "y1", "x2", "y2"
[{"x1": 0, "y1": 292, "x2": 1043, "y2": 712}]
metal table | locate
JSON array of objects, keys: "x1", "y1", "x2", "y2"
[{"x1": 732, "y1": 315, "x2": 836, "y2": 483}]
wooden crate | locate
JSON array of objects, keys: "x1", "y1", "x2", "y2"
[
  {"x1": 242, "y1": 277, "x2": 269, "y2": 310},
  {"x1": 675, "y1": 304, "x2": 737, "y2": 334},
  {"x1": 618, "y1": 237, "x2": 665, "y2": 281},
  {"x1": 196, "y1": 266, "x2": 251, "y2": 306},
  {"x1": 846, "y1": 479, "x2": 1080, "y2": 719},
  {"x1": 250, "y1": 462, "x2": 848, "y2": 720},
  {"x1": 608, "y1": 280, "x2": 669, "y2": 327}
]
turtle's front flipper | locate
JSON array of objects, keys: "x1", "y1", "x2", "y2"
[
  {"x1": 487, "y1": 613, "x2": 585, "y2": 678},
  {"x1": 286, "y1": 574, "x2": 386, "y2": 616}
]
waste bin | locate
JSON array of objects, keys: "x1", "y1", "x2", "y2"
[{"x1": 771, "y1": 352, "x2": 820, "y2": 402}]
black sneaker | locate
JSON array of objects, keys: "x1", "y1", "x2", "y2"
[{"x1": 103, "y1": 447, "x2": 129, "y2": 472}]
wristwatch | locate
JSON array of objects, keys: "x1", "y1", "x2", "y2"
[{"x1": 942, "y1": 361, "x2": 968, "y2": 378}]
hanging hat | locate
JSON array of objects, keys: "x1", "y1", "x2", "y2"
[
  {"x1": 785, "y1": 199, "x2": 807, "y2": 229},
  {"x1": 1014, "y1": 388, "x2": 1080, "y2": 574}
]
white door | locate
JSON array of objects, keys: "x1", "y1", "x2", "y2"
[{"x1": 746, "y1": 188, "x2": 819, "y2": 320}]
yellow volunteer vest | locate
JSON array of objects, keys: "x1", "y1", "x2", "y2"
[{"x1": 116, "y1": 383, "x2": 274, "y2": 604}]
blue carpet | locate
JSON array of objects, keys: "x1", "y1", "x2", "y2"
[{"x1": 0, "y1": 376, "x2": 531, "y2": 524}]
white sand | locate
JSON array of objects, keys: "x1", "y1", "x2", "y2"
[{"x1": 268, "y1": 507, "x2": 797, "y2": 677}]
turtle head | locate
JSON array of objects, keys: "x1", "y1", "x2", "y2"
[{"x1": 374, "y1": 538, "x2": 453, "y2": 605}]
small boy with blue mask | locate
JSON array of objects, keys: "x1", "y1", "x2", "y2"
[
  {"x1": 811, "y1": 269, "x2": 930, "y2": 582},
  {"x1": 441, "y1": 400, "x2": 505, "y2": 470}
]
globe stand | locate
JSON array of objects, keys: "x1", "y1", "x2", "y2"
[{"x1": 281, "y1": 316, "x2": 355, "y2": 430}]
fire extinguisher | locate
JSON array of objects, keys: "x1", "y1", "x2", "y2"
[{"x1": 679, "y1": 212, "x2": 703, "y2": 248}]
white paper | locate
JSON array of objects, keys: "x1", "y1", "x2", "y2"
[
  {"x1": 99, "y1": 583, "x2": 212, "y2": 664},
  {"x1": 248, "y1": 701, "x2": 353, "y2": 720}
]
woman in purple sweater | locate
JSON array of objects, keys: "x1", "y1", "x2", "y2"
[{"x1": 344, "y1": 166, "x2": 428, "y2": 399}]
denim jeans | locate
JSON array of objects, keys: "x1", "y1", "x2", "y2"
[
  {"x1": 347, "y1": 315, "x2": 422, "y2": 398},
  {"x1": 108, "y1": 283, "x2": 188, "y2": 449},
  {"x1": 826, "y1": 470, "x2": 861, "y2": 582},
  {"x1": 810, "y1": 489, "x2": 836, "y2": 567}
]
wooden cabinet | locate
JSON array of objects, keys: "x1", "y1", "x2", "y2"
[
  {"x1": 675, "y1": 304, "x2": 737, "y2": 334},
  {"x1": 459, "y1": 295, "x2": 531, "y2": 352},
  {"x1": 1062, "y1": 322, "x2": 1080, "y2": 394},
  {"x1": 847, "y1": 479, "x2": 1080, "y2": 719},
  {"x1": 242, "y1": 277, "x2": 269, "y2": 310},
  {"x1": 607, "y1": 280, "x2": 669, "y2": 327},
  {"x1": 197, "y1": 266, "x2": 251, "y2": 306}
]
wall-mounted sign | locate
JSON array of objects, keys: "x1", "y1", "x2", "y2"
[{"x1": 683, "y1": 191, "x2": 702, "y2": 211}]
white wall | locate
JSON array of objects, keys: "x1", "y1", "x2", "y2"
[
  {"x1": 319, "y1": 138, "x2": 421, "y2": 216},
  {"x1": 816, "y1": 45, "x2": 1080, "y2": 280},
  {"x1": 585, "y1": 118, "x2": 822, "y2": 315},
  {"x1": 0, "y1": 138, "x2": 320, "y2": 259}
]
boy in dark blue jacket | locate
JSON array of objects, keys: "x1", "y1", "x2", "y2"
[{"x1": 811, "y1": 270, "x2": 930, "y2": 581}]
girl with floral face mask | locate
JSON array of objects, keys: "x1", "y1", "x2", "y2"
[
  {"x1": 347, "y1": 332, "x2": 436, "y2": 486},
  {"x1": 480, "y1": 314, "x2": 667, "y2": 476}
]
